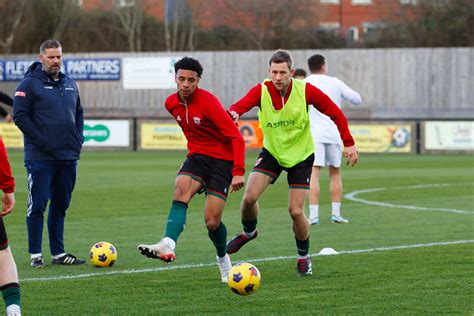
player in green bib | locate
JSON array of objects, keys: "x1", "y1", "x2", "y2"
[{"x1": 226, "y1": 49, "x2": 359, "y2": 276}]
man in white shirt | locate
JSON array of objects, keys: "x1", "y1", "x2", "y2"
[{"x1": 305, "y1": 54, "x2": 361, "y2": 224}]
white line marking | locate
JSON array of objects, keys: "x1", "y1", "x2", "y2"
[
  {"x1": 20, "y1": 239, "x2": 474, "y2": 282},
  {"x1": 344, "y1": 183, "x2": 474, "y2": 214}
]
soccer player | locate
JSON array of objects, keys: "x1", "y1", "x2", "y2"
[
  {"x1": 0, "y1": 137, "x2": 21, "y2": 316},
  {"x1": 226, "y1": 49, "x2": 358, "y2": 276},
  {"x1": 306, "y1": 54, "x2": 362, "y2": 224},
  {"x1": 0, "y1": 92, "x2": 13, "y2": 122},
  {"x1": 137, "y1": 57, "x2": 246, "y2": 283}
]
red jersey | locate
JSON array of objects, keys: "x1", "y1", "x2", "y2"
[
  {"x1": 0, "y1": 137, "x2": 14, "y2": 193},
  {"x1": 229, "y1": 80, "x2": 355, "y2": 147},
  {"x1": 165, "y1": 87, "x2": 245, "y2": 176}
]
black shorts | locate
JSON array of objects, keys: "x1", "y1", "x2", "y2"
[
  {"x1": 252, "y1": 148, "x2": 314, "y2": 189},
  {"x1": 178, "y1": 154, "x2": 233, "y2": 201},
  {"x1": 0, "y1": 218, "x2": 8, "y2": 250}
]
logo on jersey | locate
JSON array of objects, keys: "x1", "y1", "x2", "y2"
[
  {"x1": 177, "y1": 115, "x2": 182, "y2": 122},
  {"x1": 254, "y1": 158, "x2": 262, "y2": 166},
  {"x1": 266, "y1": 120, "x2": 295, "y2": 128},
  {"x1": 44, "y1": 85, "x2": 53, "y2": 89},
  {"x1": 15, "y1": 91, "x2": 26, "y2": 97},
  {"x1": 193, "y1": 117, "x2": 201, "y2": 125}
]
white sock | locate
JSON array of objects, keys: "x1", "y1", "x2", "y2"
[
  {"x1": 332, "y1": 202, "x2": 341, "y2": 217},
  {"x1": 162, "y1": 237, "x2": 176, "y2": 251},
  {"x1": 52, "y1": 253, "x2": 66, "y2": 259},
  {"x1": 30, "y1": 253, "x2": 42, "y2": 259},
  {"x1": 243, "y1": 230, "x2": 256, "y2": 238},
  {"x1": 297, "y1": 254, "x2": 309, "y2": 260},
  {"x1": 309, "y1": 205, "x2": 319, "y2": 220},
  {"x1": 6, "y1": 304, "x2": 21, "y2": 316}
]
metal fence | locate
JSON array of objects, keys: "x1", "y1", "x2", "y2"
[{"x1": 1, "y1": 47, "x2": 472, "y2": 119}]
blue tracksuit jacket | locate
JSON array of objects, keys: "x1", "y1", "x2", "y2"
[{"x1": 13, "y1": 62, "x2": 84, "y2": 161}]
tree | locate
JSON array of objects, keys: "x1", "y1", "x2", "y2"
[{"x1": 0, "y1": 0, "x2": 28, "y2": 54}]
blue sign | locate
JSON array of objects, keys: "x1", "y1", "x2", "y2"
[
  {"x1": 64, "y1": 58, "x2": 121, "y2": 80},
  {"x1": 0, "y1": 58, "x2": 121, "y2": 81}
]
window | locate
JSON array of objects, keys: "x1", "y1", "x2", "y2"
[
  {"x1": 351, "y1": 0, "x2": 372, "y2": 4},
  {"x1": 320, "y1": 0, "x2": 340, "y2": 4},
  {"x1": 400, "y1": 0, "x2": 418, "y2": 4},
  {"x1": 115, "y1": 0, "x2": 135, "y2": 7}
]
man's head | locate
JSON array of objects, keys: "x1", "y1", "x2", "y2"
[
  {"x1": 174, "y1": 57, "x2": 203, "y2": 100},
  {"x1": 268, "y1": 49, "x2": 294, "y2": 92},
  {"x1": 307, "y1": 54, "x2": 327, "y2": 74},
  {"x1": 38, "y1": 39, "x2": 62, "y2": 79},
  {"x1": 293, "y1": 68, "x2": 307, "y2": 80}
]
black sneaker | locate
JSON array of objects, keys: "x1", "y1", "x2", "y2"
[
  {"x1": 31, "y1": 256, "x2": 45, "y2": 268},
  {"x1": 296, "y1": 257, "x2": 313, "y2": 276},
  {"x1": 226, "y1": 230, "x2": 258, "y2": 254},
  {"x1": 51, "y1": 253, "x2": 86, "y2": 265}
]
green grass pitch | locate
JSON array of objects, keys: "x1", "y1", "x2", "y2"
[{"x1": 4, "y1": 150, "x2": 474, "y2": 315}]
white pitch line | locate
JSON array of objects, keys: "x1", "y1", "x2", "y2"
[
  {"x1": 344, "y1": 183, "x2": 474, "y2": 214},
  {"x1": 20, "y1": 239, "x2": 474, "y2": 282}
]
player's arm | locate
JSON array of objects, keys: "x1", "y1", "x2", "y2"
[
  {"x1": 13, "y1": 81, "x2": 49, "y2": 149},
  {"x1": 227, "y1": 84, "x2": 262, "y2": 124},
  {"x1": 306, "y1": 83, "x2": 359, "y2": 166},
  {"x1": 209, "y1": 97, "x2": 246, "y2": 192},
  {"x1": 0, "y1": 138, "x2": 15, "y2": 217},
  {"x1": 337, "y1": 78, "x2": 362, "y2": 105},
  {"x1": 0, "y1": 92, "x2": 13, "y2": 107}
]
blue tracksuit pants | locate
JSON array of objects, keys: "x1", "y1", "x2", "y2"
[{"x1": 25, "y1": 161, "x2": 77, "y2": 256}]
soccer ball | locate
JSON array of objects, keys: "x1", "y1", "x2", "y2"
[
  {"x1": 227, "y1": 262, "x2": 261, "y2": 295},
  {"x1": 90, "y1": 242, "x2": 117, "y2": 267}
]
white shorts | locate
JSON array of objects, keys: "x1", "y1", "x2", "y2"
[{"x1": 313, "y1": 143, "x2": 342, "y2": 167}]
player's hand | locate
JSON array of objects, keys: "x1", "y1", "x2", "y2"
[
  {"x1": 226, "y1": 110, "x2": 240, "y2": 124},
  {"x1": 344, "y1": 145, "x2": 359, "y2": 166},
  {"x1": 1, "y1": 192, "x2": 15, "y2": 217},
  {"x1": 230, "y1": 175, "x2": 245, "y2": 192},
  {"x1": 4, "y1": 114, "x2": 13, "y2": 123}
]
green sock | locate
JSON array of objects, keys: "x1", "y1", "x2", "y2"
[
  {"x1": 295, "y1": 237, "x2": 310, "y2": 257},
  {"x1": 242, "y1": 218, "x2": 257, "y2": 233},
  {"x1": 208, "y1": 222, "x2": 227, "y2": 258},
  {"x1": 165, "y1": 200, "x2": 188, "y2": 242},
  {"x1": 1, "y1": 283, "x2": 20, "y2": 307}
]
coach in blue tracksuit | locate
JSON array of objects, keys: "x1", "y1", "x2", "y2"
[{"x1": 13, "y1": 39, "x2": 86, "y2": 268}]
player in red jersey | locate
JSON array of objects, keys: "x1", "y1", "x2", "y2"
[
  {"x1": 0, "y1": 137, "x2": 21, "y2": 316},
  {"x1": 138, "y1": 57, "x2": 245, "y2": 283}
]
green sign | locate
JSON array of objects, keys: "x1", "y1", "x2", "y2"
[{"x1": 84, "y1": 124, "x2": 110, "y2": 142}]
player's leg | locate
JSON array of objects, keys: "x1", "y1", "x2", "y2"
[
  {"x1": 308, "y1": 142, "x2": 325, "y2": 225},
  {"x1": 327, "y1": 144, "x2": 348, "y2": 223},
  {"x1": 48, "y1": 163, "x2": 85, "y2": 265},
  {"x1": 138, "y1": 156, "x2": 203, "y2": 262},
  {"x1": 25, "y1": 161, "x2": 53, "y2": 268},
  {"x1": 0, "y1": 220, "x2": 21, "y2": 316},
  {"x1": 227, "y1": 149, "x2": 279, "y2": 254},
  {"x1": 288, "y1": 153, "x2": 313, "y2": 276}
]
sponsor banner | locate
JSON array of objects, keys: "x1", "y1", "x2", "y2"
[
  {"x1": 64, "y1": 59, "x2": 120, "y2": 80},
  {"x1": 0, "y1": 58, "x2": 120, "y2": 81},
  {"x1": 83, "y1": 120, "x2": 130, "y2": 147},
  {"x1": 140, "y1": 123, "x2": 187, "y2": 149},
  {"x1": 0, "y1": 123, "x2": 23, "y2": 148},
  {"x1": 425, "y1": 121, "x2": 474, "y2": 150},
  {"x1": 1, "y1": 60, "x2": 36, "y2": 81},
  {"x1": 122, "y1": 57, "x2": 181, "y2": 89},
  {"x1": 349, "y1": 124, "x2": 412, "y2": 153},
  {"x1": 239, "y1": 120, "x2": 263, "y2": 148}
]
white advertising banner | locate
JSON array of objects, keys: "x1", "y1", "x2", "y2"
[
  {"x1": 83, "y1": 120, "x2": 130, "y2": 147},
  {"x1": 425, "y1": 121, "x2": 474, "y2": 150},
  {"x1": 122, "y1": 57, "x2": 181, "y2": 89}
]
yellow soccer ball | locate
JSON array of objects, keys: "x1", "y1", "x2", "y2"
[
  {"x1": 227, "y1": 262, "x2": 261, "y2": 295},
  {"x1": 90, "y1": 242, "x2": 117, "y2": 267}
]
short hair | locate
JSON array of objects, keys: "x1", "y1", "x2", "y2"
[
  {"x1": 293, "y1": 68, "x2": 307, "y2": 78},
  {"x1": 307, "y1": 54, "x2": 326, "y2": 73},
  {"x1": 269, "y1": 49, "x2": 293, "y2": 69},
  {"x1": 174, "y1": 57, "x2": 203, "y2": 78},
  {"x1": 39, "y1": 40, "x2": 62, "y2": 54}
]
